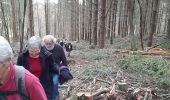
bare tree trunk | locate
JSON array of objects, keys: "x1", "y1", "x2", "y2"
[
  {"x1": 0, "y1": 1, "x2": 10, "y2": 42},
  {"x1": 118, "y1": 0, "x2": 123, "y2": 36},
  {"x1": 123, "y1": 0, "x2": 128, "y2": 37},
  {"x1": 57, "y1": 0, "x2": 62, "y2": 38},
  {"x1": 93, "y1": 0, "x2": 98, "y2": 45},
  {"x1": 166, "y1": 1, "x2": 170, "y2": 39},
  {"x1": 70, "y1": 0, "x2": 75, "y2": 41},
  {"x1": 107, "y1": 9, "x2": 111, "y2": 40},
  {"x1": 54, "y1": 3, "x2": 57, "y2": 37},
  {"x1": 99, "y1": 0, "x2": 106, "y2": 48},
  {"x1": 45, "y1": 0, "x2": 50, "y2": 35},
  {"x1": 11, "y1": 0, "x2": 19, "y2": 41},
  {"x1": 156, "y1": 3, "x2": 163, "y2": 35},
  {"x1": 81, "y1": 0, "x2": 85, "y2": 40},
  {"x1": 147, "y1": 0, "x2": 160, "y2": 46},
  {"x1": 36, "y1": 4, "x2": 41, "y2": 37},
  {"x1": 19, "y1": 0, "x2": 27, "y2": 52},
  {"x1": 74, "y1": 0, "x2": 78, "y2": 41},
  {"x1": 167, "y1": 19, "x2": 170, "y2": 39},
  {"x1": 137, "y1": 0, "x2": 144, "y2": 50},
  {"x1": 89, "y1": 0, "x2": 92, "y2": 45},
  {"x1": 128, "y1": 0, "x2": 136, "y2": 50},
  {"x1": 76, "y1": 0, "x2": 80, "y2": 41},
  {"x1": 110, "y1": 0, "x2": 118, "y2": 44},
  {"x1": 29, "y1": 0, "x2": 34, "y2": 36}
]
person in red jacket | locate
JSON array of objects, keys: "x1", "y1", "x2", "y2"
[{"x1": 0, "y1": 36, "x2": 47, "y2": 100}]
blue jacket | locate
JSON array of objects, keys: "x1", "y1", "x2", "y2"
[{"x1": 17, "y1": 48, "x2": 58, "y2": 100}]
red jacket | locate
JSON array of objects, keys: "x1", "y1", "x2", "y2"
[{"x1": 0, "y1": 63, "x2": 47, "y2": 100}]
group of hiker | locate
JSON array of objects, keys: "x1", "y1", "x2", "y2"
[
  {"x1": 57, "y1": 39, "x2": 73, "y2": 57},
  {"x1": 0, "y1": 35, "x2": 73, "y2": 100}
]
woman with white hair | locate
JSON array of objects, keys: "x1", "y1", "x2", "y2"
[
  {"x1": 0, "y1": 36, "x2": 47, "y2": 100},
  {"x1": 17, "y1": 35, "x2": 59, "y2": 100}
]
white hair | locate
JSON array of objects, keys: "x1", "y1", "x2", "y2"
[
  {"x1": 42, "y1": 35, "x2": 56, "y2": 43},
  {"x1": 0, "y1": 36, "x2": 13, "y2": 63},
  {"x1": 27, "y1": 35, "x2": 42, "y2": 49}
]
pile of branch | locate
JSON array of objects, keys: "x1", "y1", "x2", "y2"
[
  {"x1": 114, "y1": 47, "x2": 170, "y2": 56},
  {"x1": 64, "y1": 78, "x2": 160, "y2": 100},
  {"x1": 137, "y1": 47, "x2": 168, "y2": 56}
]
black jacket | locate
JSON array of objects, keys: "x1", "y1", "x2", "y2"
[
  {"x1": 43, "y1": 44, "x2": 67, "y2": 66},
  {"x1": 65, "y1": 43, "x2": 72, "y2": 52},
  {"x1": 16, "y1": 48, "x2": 58, "y2": 100}
]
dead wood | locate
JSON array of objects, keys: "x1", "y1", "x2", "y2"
[{"x1": 95, "y1": 78, "x2": 112, "y2": 85}]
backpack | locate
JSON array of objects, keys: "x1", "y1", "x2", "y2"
[{"x1": 0, "y1": 65, "x2": 29, "y2": 100}]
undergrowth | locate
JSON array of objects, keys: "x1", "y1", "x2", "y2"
[
  {"x1": 78, "y1": 65, "x2": 116, "y2": 83},
  {"x1": 78, "y1": 48, "x2": 113, "y2": 61},
  {"x1": 120, "y1": 55, "x2": 170, "y2": 88},
  {"x1": 161, "y1": 40, "x2": 170, "y2": 52}
]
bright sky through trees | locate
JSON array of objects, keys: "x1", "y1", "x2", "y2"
[
  {"x1": 33, "y1": 0, "x2": 83, "y2": 4},
  {"x1": 33, "y1": 0, "x2": 58, "y2": 4}
]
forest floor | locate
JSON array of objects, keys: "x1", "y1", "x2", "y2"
[{"x1": 60, "y1": 35, "x2": 170, "y2": 100}]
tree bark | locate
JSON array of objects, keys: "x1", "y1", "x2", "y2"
[
  {"x1": 81, "y1": 0, "x2": 85, "y2": 40},
  {"x1": 45, "y1": 0, "x2": 50, "y2": 35},
  {"x1": 128, "y1": 0, "x2": 136, "y2": 50},
  {"x1": 92, "y1": 0, "x2": 98, "y2": 45},
  {"x1": 89, "y1": 0, "x2": 92, "y2": 45},
  {"x1": 29, "y1": 0, "x2": 34, "y2": 36},
  {"x1": 11, "y1": 0, "x2": 19, "y2": 41},
  {"x1": 99, "y1": 0, "x2": 106, "y2": 48},
  {"x1": 147, "y1": 0, "x2": 160, "y2": 46},
  {"x1": 166, "y1": 1, "x2": 170, "y2": 39},
  {"x1": 0, "y1": 1, "x2": 10, "y2": 42}
]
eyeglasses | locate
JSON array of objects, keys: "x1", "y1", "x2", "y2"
[{"x1": 28, "y1": 48, "x2": 40, "y2": 55}]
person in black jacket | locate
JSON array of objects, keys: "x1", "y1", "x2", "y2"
[
  {"x1": 65, "y1": 42, "x2": 73, "y2": 57},
  {"x1": 17, "y1": 36, "x2": 59, "y2": 100},
  {"x1": 42, "y1": 35, "x2": 68, "y2": 100}
]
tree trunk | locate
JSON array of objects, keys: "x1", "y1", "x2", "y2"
[
  {"x1": 45, "y1": 0, "x2": 50, "y2": 35},
  {"x1": 137, "y1": 0, "x2": 144, "y2": 50},
  {"x1": 128, "y1": 0, "x2": 136, "y2": 50},
  {"x1": 89, "y1": 0, "x2": 92, "y2": 45},
  {"x1": 19, "y1": 0, "x2": 27, "y2": 52},
  {"x1": 107, "y1": 10, "x2": 111, "y2": 40},
  {"x1": 123, "y1": 0, "x2": 128, "y2": 37},
  {"x1": 29, "y1": 0, "x2": 34, "y2": 36},
  {"x1": 81, "y1": 0, "x2": 85, "y2": 40},
  {"x1": 147, "y1": 0, "x2": 160, "y2": 47},
  {"x1": 76, "y1": 0, "x2": 80, "y2": 41},
  {"x1": 118, "y1": 0, "x2": 123, "y2": 36},
  {"x1": 93, "y1": 0, "x2": 98, "y2": 45},
  {"x1": 167, "y1": 20, "x2": 170, "y2": 39},
  {"x1": 70, "y1": 0, "x2": 74, "y2": 41},
  {"x1": 36, "y1": 4, "x2": 41, "y2": 37},
  {"x1": 166, "y1": 1, "x2": 170, "y2": 39},
  {"x1": 110, "y1": 0, "x2": 118, "y2": 44},
  {"x1": 11, "y1": 0, "x2": 19, "y2": 41},
  {"x1": 99, "y1": 0, "x2": 106, "y2": 48},
  {"x1": 0, "y1": 1, "x2": 10, "y2": 42}
]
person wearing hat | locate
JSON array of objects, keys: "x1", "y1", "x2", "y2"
[
  {"x1": 17, "y1": 35, "x2": 59, "y2": 100},
  {"x1": 0, "y1": 36, "x2": 47, "y2": 100}
]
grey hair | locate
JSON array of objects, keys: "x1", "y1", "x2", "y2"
[
  {"x1": 0, "y1": 36, "x2": 13, "y2": 63},
  {"x1": 42, "y1": 35, "x2": 56, "y2": 44},
  {"x1": 27, "y1": 35, "x2": 42, "y2": 49}
]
